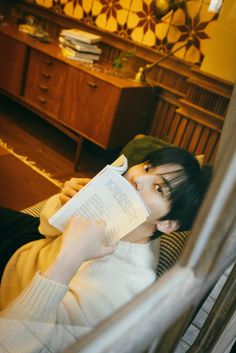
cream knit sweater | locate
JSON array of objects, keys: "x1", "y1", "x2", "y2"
[{"x1": 0, "y1": 194, "x2": 159, "y2": 352}]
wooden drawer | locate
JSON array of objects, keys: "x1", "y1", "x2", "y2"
[
  {"x1": 30, "y1": 95, "x2": 61, "y2": 116},
  {"x1": 24, "y1": 49, "x2": 68, "y2": 104}
]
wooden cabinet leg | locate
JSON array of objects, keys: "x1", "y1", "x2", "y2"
[{"x1": 74, "y1": 137, "x2": 84, "y2": 171}]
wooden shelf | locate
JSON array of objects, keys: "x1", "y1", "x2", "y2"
[
  {"x1": 189, "y1": 67, "x2": 233, "y2": 99},
  {"x1": 179, "y1": 98, "x2": 224, "y2": 122},
  {"x1": 151, "y1": 81, "x2": 186, "y2": 98}
]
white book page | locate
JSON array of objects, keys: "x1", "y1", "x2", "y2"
[{"x1": 49, "y1": 156, "x2": 150, "y2": 243}]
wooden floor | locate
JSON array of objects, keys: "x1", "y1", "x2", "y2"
[{"x1": 0, "y1": 94, "x2": 119, "y2": 183}]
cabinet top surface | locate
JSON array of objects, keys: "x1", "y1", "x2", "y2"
[{"x1": 0, "y1": 22, "x2": 152, "y2": 89}]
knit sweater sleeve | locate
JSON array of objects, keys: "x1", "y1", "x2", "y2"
[
  {"x1": 0, "y1": 273, "x2": 91, "y2": 352},
  {"x1": 38, "y1": 194, "x2": 63, "y2": 237},
  {"x1": 0, "y1": 272, "x2": 67, "y2": 322}
]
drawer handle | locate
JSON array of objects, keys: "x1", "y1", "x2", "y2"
[
  {"x1": 42, "y1": 73, "x2": 51, "y2": 79},
  {"x1": 43, "y1": 59, "x2": 53, "y2": 65},
  {"x1": 38, "y1": 97, "x2": 47, "y2": 104},
  {"x1": 39, "y1": 84, "x2": 48, "y2": 92},
  {"x1": 87, "y1": 81, "x2": 98, "y2": 88}
]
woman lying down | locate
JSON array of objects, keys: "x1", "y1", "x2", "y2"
[{"x1": 0, "y1": 147, "x2": 211, "y2": 352}]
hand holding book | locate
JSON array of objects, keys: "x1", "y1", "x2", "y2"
[{"x1": 49, "y1": 155, "x2": 150, "y2": 243}]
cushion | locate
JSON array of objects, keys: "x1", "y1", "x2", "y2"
[
  {"x1": 156, "y1": 231, "x2": 189, "y2": 277},
  {"x1": 121, "y1": 134, "x2": 204, "y2": 167},
  {"x1": 121, "y1": 134, "x2": 171, "y2": 167}
]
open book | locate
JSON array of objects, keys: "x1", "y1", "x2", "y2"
[{"x1": 49, "y1": 155, "x2": 150, "y2": 243}]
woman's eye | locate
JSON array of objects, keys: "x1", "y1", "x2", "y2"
[
  {"x1": 144, "y1": 165, "x2": 150, "y2": 172},
  {"x1": 155, "y1": 185, "x2": 163, "y2": 194}
]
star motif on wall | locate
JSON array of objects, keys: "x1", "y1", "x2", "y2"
[
  {"x1": 100, "y1": 0, "x2": 123, "y2": 20},
  {"x1": 168, "y1": 6, "x2": 219, "y2": 63},
  {"x1": 136, "y1": 1, "x2": 156, "y2": 33}
]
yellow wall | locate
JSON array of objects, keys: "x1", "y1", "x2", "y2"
[
  {"x1": 32, "y1": 0, "x2": 219, "y2": 65},
  {"x1": 201, "y1": 0, "x2": 236, "y2": 83}
]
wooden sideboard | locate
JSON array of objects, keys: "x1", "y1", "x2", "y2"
[
  {"x1": 0, "y1": 0, "x2": 234, "y2": 165},
  {"x1": 0, "y1": 23, "x2": 156, "y2": 167}
]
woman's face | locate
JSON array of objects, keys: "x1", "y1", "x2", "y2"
[{"x1": 123, "y1": 162, "x2": 182, "y2": 225}]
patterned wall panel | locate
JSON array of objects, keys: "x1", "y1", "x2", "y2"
[{"x1": 31, "y1": 0, "x2": 219, "y2": 65}]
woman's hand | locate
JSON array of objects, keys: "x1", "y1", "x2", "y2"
[
  {"x1": 59, "y1": 216, "x2": 115, "y2": 262},
  {"x1": 42, "y1": 216, "x2": 116, "y2": 285},
  {"x1": 59, "y1": 178, "x2": 91, "y2": 205}
]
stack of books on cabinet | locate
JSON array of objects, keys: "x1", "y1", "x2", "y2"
[{"x1": 59, "y1": 28, "x2": 102, "y2": 64}]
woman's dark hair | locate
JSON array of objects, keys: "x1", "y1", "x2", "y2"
[{"x1": 143, "y1": 147, "x2": 212, "y2": 238}]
